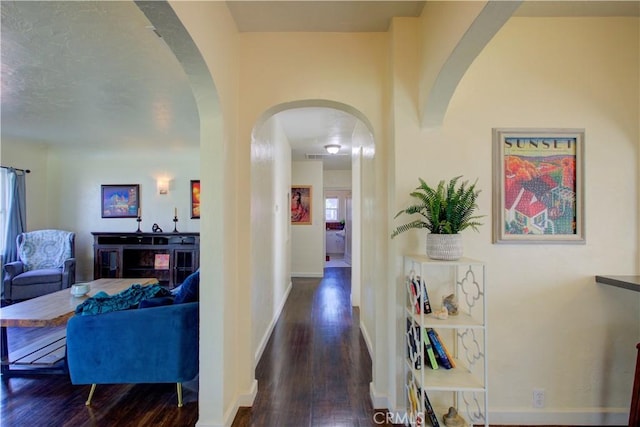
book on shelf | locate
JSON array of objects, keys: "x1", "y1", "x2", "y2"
[
  {"x1": 407, "y1": 278, "x2": 421, "y2": 314},
  {"x1": 422, "y1": 328, "x2": 439, "y2": 370},
  {"x1": 433, "y1": 329, "x2": 456, "y2": 368},
  {"x1": 418, "y1": 275, "x2": 433, "y2": 314},
  {"x1": 406, "y1": 380, "x2": 420, "y2": 418},
  {"x1": 423, "y1": 389, "x2": 440, "y2": 427},
  {"x1": 426, "y1": 328, "x2": 453, "y2": 369},
  {"x1": 406, "y1": 319, "x2": 421, "y2": 370}
]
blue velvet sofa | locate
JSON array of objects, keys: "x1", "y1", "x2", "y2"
[
  {"x1": 66, "y1": 284, "x2": 199, "y2": 407},
  {"x1": 67, "y1": 301, "x2": 198, "y2": 407}
]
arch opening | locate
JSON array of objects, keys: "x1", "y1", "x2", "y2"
[{"x1": 249, "y1": 99, "x2": 377, "y2": 373}]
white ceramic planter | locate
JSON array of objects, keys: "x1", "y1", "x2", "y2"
[{"x1": 426, "y1": 234, "x2": 463, "y2": 261}]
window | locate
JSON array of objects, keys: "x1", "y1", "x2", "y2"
[
  {"x1": 325, "y1": 197, "x2": 339, "y2": 221},
  {"x1": 0, "y1": 168, "x2": 7, "y2": 253}
]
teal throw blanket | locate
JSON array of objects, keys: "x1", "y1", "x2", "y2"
[{"x1": 75, "y1": 284, "x2": 172, "y2": 315}]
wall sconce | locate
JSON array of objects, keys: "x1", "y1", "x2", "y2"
[
  {"x1": 158, "y1": 179, "x2": 169, "y2": 195},
  {"x1": 324, "y1": 144, "x2": 341, "y2": 154}
]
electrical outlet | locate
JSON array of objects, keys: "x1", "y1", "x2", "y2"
[{"x1": 533, "y1": 389, "x2": 545, "y2": 408}]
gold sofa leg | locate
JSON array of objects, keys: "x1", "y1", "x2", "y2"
[
  {"x1": 85, "y1": 384, "x2": 97, "y2": 406},
  {"x1": 85, "y1": 383, "x2": 183, "y2": 407},
  {"x1": 177, "y1": 383, "x2": 183, "y2": 407}
]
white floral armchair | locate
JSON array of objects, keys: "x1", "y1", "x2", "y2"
[{"x1": 3, "y1": 229, "x2": 76, "y2": 301}]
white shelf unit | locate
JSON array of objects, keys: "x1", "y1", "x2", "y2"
[{"x1": 403, "y1": 255, "x2": 487, "y2": 427}]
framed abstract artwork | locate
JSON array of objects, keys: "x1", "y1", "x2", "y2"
[
  {"x1": 101, "y1": 184, "x2": 140, "y2": 218},
  {"x1": 492, "y1": 128, "x2": 585, "y2": 244},
  {"x1": 291, "y1": 185, "x2": 312, "y2": 225},
  {"x1": 191, "y1": 180, "x2": 200, "y2": 219}
]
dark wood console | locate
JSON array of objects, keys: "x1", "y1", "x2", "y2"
[{"x1": 92, "y1": 232, "x2": 199, "y2": 289}]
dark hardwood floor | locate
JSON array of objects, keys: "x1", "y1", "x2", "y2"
[
  {"x1": 232, "y1": 267, "x2": 391, "y2": 427},
  {"x1": 1, "y1": 267, "x2": 389, "y2": 427},
  {"x1": 3, "y1": 269, "x2": 603, "y2": 427}
]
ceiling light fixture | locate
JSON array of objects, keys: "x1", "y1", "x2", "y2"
[{"x1": 324, "y1": 144, "x2": 341, "y2": 154}]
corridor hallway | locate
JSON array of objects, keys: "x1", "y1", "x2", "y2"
[{"x1": 233, "y1": 267, "x2": 392, "y2": 426}]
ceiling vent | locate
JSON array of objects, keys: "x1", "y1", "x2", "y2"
[{"x1": 305, "y1": 153, "x2": 349, "y2": 160}]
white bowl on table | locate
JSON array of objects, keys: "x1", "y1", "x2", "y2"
[{"x1": 70, "y1": 283, "x2": 90, "y2": 297}]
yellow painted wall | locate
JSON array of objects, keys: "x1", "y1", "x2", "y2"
[
  {"x1": 4, "y1": 3, "x2": 637, "y2": 425},
  {"x1": 393, "y1": 16, "x2": 639, "y2": 423},
  {"x1": 1, "y1": 140, "x2": 50, "y2": 231}
]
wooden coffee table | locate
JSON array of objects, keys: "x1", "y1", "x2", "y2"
[{"x1": 1, "y1": 278, "x2": 158, "y2": 377}]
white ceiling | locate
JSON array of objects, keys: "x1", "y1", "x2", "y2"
[
  {"x1": 1, "y1": 1, "x2": 637, "y2": 170},
  {"x1": 278, "y1": 107, "x2": 360, "y2": 170},
  {"x1": 1, "y1": 1, "x2": 199, "y2": 151},
  {"x1": 227, "y1": 1, "x2": 426, "y2": 32},
  {"x1": 0, "y1": 1, "x2": 425, "y2": 171}
]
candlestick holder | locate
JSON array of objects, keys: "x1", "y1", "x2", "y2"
[
  {"x1": 136, "y1": 216, "x2": 142, "y2": 233},
  {"x1": 173, "y1": 216, "x2": 179, "y2": 233}
]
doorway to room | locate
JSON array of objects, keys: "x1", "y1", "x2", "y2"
[
  {"x1": 325, "y1": 189, "x2": 352, "y2": 268},
  {"x1": 249, "y1": 100, "x2": 376, "y2": 367}
]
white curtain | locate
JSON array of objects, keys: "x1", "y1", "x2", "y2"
[
  {"x1": 0, "y1": 168, "x2": 7, "y2": 255},
  {"x1": 1, "y1": 168, "x2": 27, "y2": 297}
]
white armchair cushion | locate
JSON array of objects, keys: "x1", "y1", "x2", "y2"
[{"x1": 18, "y1": 230, "x2": 74, "y2": 271}]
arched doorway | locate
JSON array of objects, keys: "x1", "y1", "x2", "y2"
[
  {"x1": 249, "y1": 99, "x2": 376, "y2": 367},
  {"x1": 135, "y1": 3, "x2": 227, "y2": 424}
]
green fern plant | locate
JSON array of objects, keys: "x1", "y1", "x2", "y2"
[{"x1": 391, "y1": 176, "x2": 483, "y2": 237}]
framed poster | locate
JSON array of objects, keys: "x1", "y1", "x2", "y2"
[
  {"x1": 154, "y1": 253, "x2": 170, "y2": 270},
  {"x1": 191, "y1": 180, "x2": 200, "y2": 219},
  {"x1": 291, "y1": 185, "x2": 312, "y2": 225},
  {"x1": 101, "y1": 184, "x2": 140, "y2": 218},
  {"x1": 492, "y1": 128, "x2": 585, "y2": 244}
]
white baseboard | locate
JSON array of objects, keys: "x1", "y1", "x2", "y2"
[
  {"x1": 235, "y1": 379, "x2": 259, "y2": 407},
  {"x1": 291, "y1": 272, "x2": 323, "y2": 278},
  {"x1": 489, "y1": 407, "x2": 628, "y2": 425},
  {"x1": 254, "y1": 280, "x2": 292, "y2": 366},
  {"x1": 220, "y1": 379, "x2": 258, "y2": 427},
  {"x1": 196, "y1": 420, "x2": 223, "y2": 427},
  {"x1": 360, "y1": 320, "x2": 373, "y2": 360},
  {"x1": 369, "y1": 382, "x2": 391, "y2": 411}
]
